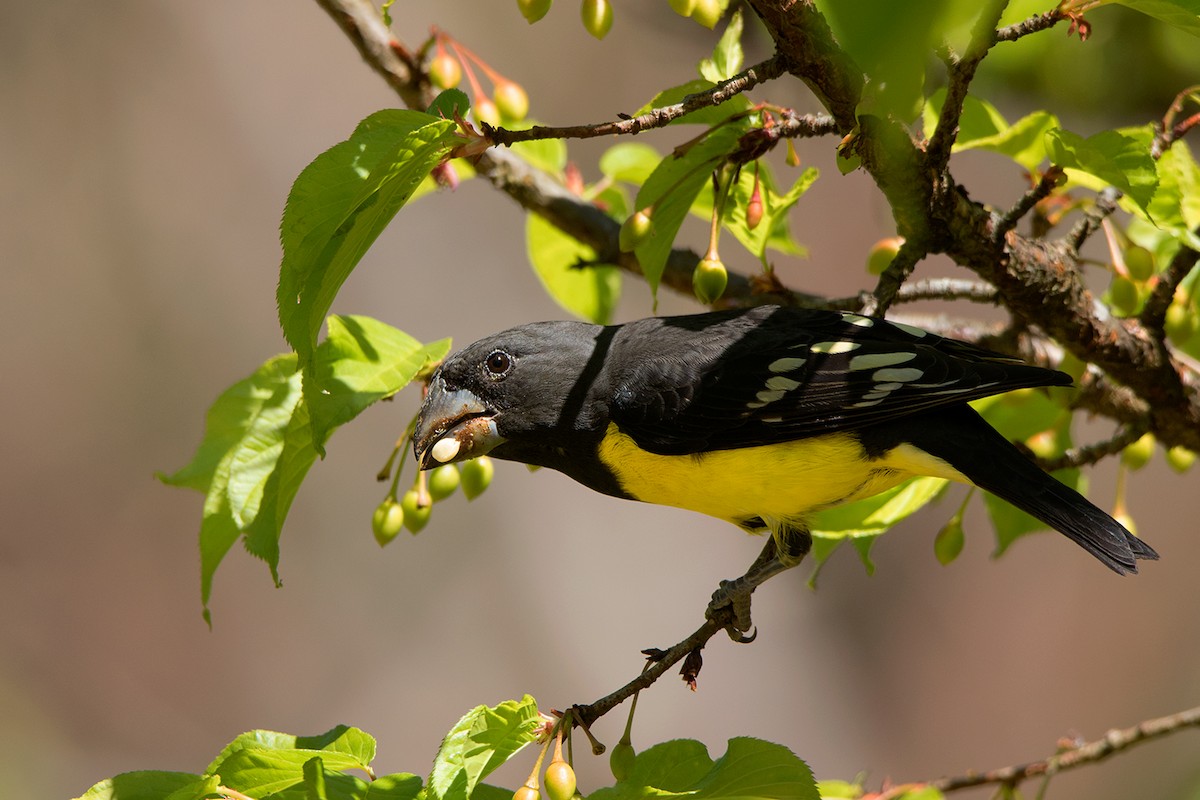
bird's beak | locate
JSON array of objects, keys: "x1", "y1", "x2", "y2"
[{"x1": 412, "y1": 385, "x2": 504, "y2": 470}]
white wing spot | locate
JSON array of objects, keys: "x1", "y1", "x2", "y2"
[
  {"x1": 810, "y1": 341, "x2": 861, "y2": 354},
  {"x1": 761, "y1": 415, "x2": 785, "y2": 423},
  {"x1": 848, "y1": 351, "x2": 917, "y2": 371},
  {"x1": 755, "y1": 389, "x2": 786, "y2": 404},
  {"x1": 768, "y1": 357, "x2": 807, "y2": 373},
  {"x1": 890, "y1": 321, "x2": 929, "y2": 338},
  {"x1": 842, "y1": 314, "x2": 874, "y2": 327},
  {"x1": 765, "y1": 375, "x2": 801, "y2": 391},
  {"x1": 873, "y1": 367, "x2": 924, "y2": 383},
  {"x1": 851, "y1": 398, "x2": 884, "y2": 408}
]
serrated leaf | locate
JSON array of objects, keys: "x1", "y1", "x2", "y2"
[
  {"x1": 427, "y1": 89, "x2": 470, "y2": 121},
  {"x1": 160, "y1": 354, "x2": 313, "y2": 619},
  {"x1": 407, "y1": 159, "x2": 477, "y2": 205},
  {"x1": 207, "y1": 727, "x2": 377, "y2": 778},
  {"x1": 1110, "y1": 0, "x2": 1200, "y2": 36},
  {"x1": 309, "y1": 315, "x2": 451, "y2": 452},
  {"x1": 427, "y1": 696, "x2": 540, "y2": 800},
  {"x1": 208, "y1": 728, "x2": 376, "y2": 799},
  {"x1": 1047, "y1": 126, "x2": 1158, "y2": 214},
  {"x1": 73, "y1": 771, "x2": 210, "y2": 800},
  {"x1": 814, "y1": 779, "x2": 862, "y2": 799},
  {"x1": 635, "y1": 79, "x2": 754, "y2": 126},
  {"x1": 277, "y1": 110, "x2": 459, "y2": 369},
  {"x1": 1144, "y1": 141, "x2": 1200, "y2": 251},
  {"x1": 526, "y1": 213, "x2": 621, "y2": 323},
  {"x1": 590, "y1": 738, "x2": 817, "y2": 800},
  {"x1": 633, "y1": 123, "x2": 747, "y2": 300},
  {"x1": 699, "y1": 8, "x2": 744, "y2": 82},
  {"x1": 601, "y1": 142, "x2": 663, "y2": 185}
]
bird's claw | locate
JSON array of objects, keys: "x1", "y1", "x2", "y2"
[{"x1": 707, "y1": 577, "x2": 757, "y2": 643}]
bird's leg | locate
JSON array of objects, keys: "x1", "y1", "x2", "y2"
[{"x1": 706, "y1": 524, "x2": 812, "y2": 643}]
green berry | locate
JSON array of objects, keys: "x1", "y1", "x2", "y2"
[
  {"x1": 866, "y1": 236, "x2": 904, "y2": 276},
  {"x1": 1108, "y1": 276, "x2": 1139, "y2": 316},
  {"x1": 619, "y1": 210, "x2": 653, "y2": 252},
  {"x1": 609, "y1": 741, "x2": 635, "y2": 781},
  {"x1": 460, "y1": 456, "x2": 495, "y2": 500},
  {"x1": 544, "y1": 760, "x2": 576, "y2": 800},
  {"x1": 1124, "y1": 245, "x2": 1154, "y2": 282},
  {"x1": 372, "y1": 499, "x2": 405, "y2": 546},
  {"x1": 934, "y1": 514, "x2": 964, "y2": 566},
  {"x1": 400, "y1": 489, "x2": 432, "y2": 534},
  {"x1": 473, "y1": 97, "x2": 501, "y2": 127},
  {"x1": 693, "y1": 256, "x2": 727, "y2": 305},
  {"x1": 1165, "y1": 301, "x2": 1198, "y2": 345},
  {"x1": 690, "y1": 0, "x2": 722, "y2": 28},
  {"x1": 427, "y1": 464, "x2": 461, "y2": 501},
  {"x1": 668, "y1": 0, "x2": 696, "y2": 15},
  {"x1": 494, "y1": 80, "x2": 530, "y2": 122},
  {"x1": 1166, "y1": 446, "x2": 1197, "y2": 473},
  {"x1": 517, "y1": 0, "x2": 553, "y2": 23},
  {"x1": 1121, "y1": 433, "x2": 1155, "y2": 471},
  {"x1": 581, "y1": 0, "x2": 613, "y2": 39},
  {"x1": 429, "y1": 53, "x2": 462, "y2": 90},
  {"x1": 1113, "y1": 510, "x2": 1138, "y2": 536}
]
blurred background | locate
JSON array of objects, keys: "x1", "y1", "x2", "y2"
[{"x1": 2, "y1": 3, "x2": 1198, "y2": 799}]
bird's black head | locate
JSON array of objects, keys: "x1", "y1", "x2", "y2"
[{"x1": 412, "y1": 320, "x2": 612, "y2": 470}]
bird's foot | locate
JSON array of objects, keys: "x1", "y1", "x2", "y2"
[{"x1": 706, "y1": 577, "x2": 758, "y2": 643}]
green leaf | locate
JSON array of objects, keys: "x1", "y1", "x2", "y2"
[
  {"x1": 635, "y1": 79, "x2": 754, "y2": 126},
  {"x1": 818, "y1": 0, "x2": 978, "y2": 121},
  {"x1": 633, "y1": 123, "x2": 747, "y2": 299},
  {"x1": 590, "y1": 738, "x2": 818, "y2": 800},
  {"x1": 689, "y1": 163, "x2": 817, "y2": 261},
  {"x1": 427, "y1": 696, "x2": 541, "y2": 800},
  {"x1": 309, "y1": 315, "x2": 451, "y2": 452},
  {"x1": 526, "y1": 214, "x2": 621, "y2": 324},
  {"x1": 160, "y1": 354, "x2": 314, "y2": 619},
  {"x1": 922, "y1": 91, "x2": 1059, "y2": 172},
  {"x1": 814, "y1": 779, "x2": 862, "y2": 799},
  {"x1": 427, "y1": 89, "x2": 470, "y2": 121},
  {"x1": 407, "y1": 159, "x2": 477, "y2": 205},
  {"x1": 699, "y1": 8, "x2": 744, "y2": 82},
  {"x1": 1046, "y1": 126, "x2": 1159, "y2": 214},
  {"x1": 73, "y1": 772, "x2": 211, "y2": 800},
  {"x1": 277, "y1": 110, "x2": 459, "y2": 369},
  {"x1": 365, "y1": 774, "x2": 424, "y2": 800},
  {"x1": 1144, "y1": 140, "x2": 1200, "y2": 251},
  {"x1": 209, "y1": 727, "x2": 377, "y2": 799},
  {"x1": 600, "y1": 142, "x2": 663, "y2": 185},
  {"x1": 811, "y1": 477, "x2": 950, "y2": 575},
  {"x1": 1110, "y1": 0, "x2": 1200, "y2": 37}
]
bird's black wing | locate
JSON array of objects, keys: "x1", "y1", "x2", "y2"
[{"x1": 606, "y1": 306, "x2": 1071, "y2": 455}]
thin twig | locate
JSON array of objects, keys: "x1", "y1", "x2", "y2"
[
  {"x1": 572, "y1": 614, "x2": 730, "y2": 729},
  {"x1": 1140, "y1": 232, "x2": 1200, "y2": 336},
  {"x1": 1065, "y1": 188, "x2": 1122, "y2": 252},
  {"x1": 488, "y1": 55, "x2": 791, "y2": 146},
  {"x1": 1035, "y1": 423, "x2": 1148, "y2": 471},
  {"x1": 926, "y1": 0, "x2": 1008, "y2": 170},
  {"x1": 928, "y1": 704, "x2": 1200, "y2": 794},
  {"x1": 862, "y1": 238, "x2": 929, "y2": 317},
  {"x1": 992, "y1": 167, "x2": 1064, "y2": 241},
  {"x1": 995, "y1": 10, "x2": 1062, "y2": 42},
  {"x1": 826, "y1": 278, "x2": 999, "y2": 311}
]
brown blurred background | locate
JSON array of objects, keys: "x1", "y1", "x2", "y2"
[{"x1": 2, "y1": 3, "x2": 1198, "y2": 799}]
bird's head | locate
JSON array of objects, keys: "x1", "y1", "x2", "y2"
[{"x1": 412, "y1": 320, "x2": 609, "y2": 470}]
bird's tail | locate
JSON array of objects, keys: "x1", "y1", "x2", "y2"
[{"x1": 901, "y1": 406, "x2": 1159, "y2": 574}]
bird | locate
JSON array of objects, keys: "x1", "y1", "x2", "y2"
[{"x1": 411, "y1": 305, "x2": 1158, "y2": 638}]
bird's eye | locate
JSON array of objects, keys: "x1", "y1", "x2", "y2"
[{"x1": 484, "y1": 350, "x2": 512, "y2": 378}]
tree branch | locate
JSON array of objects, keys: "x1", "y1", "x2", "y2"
[
  {"x1": 488, "y1": 55, "x2": 794, "y2": 145},
  {"x1": 926, "y1": 704, "x2": 1200, "y2": 795}
]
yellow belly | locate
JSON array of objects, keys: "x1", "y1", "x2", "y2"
[{"x1": 596, "y1": 424, "x2": 967, "y2": 528}]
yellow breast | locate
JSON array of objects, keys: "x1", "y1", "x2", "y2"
[{"x1": 596, "y1": 424, "x2": 966, "y2": 528}]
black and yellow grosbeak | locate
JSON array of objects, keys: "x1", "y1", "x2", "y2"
[{"x1": 412, "y1": 306, "x2": 1157, "y2": 636}]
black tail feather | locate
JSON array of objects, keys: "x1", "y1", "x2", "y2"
[{"x1": 892, "y1": 406, "x2": 1159, "y2": 574}]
